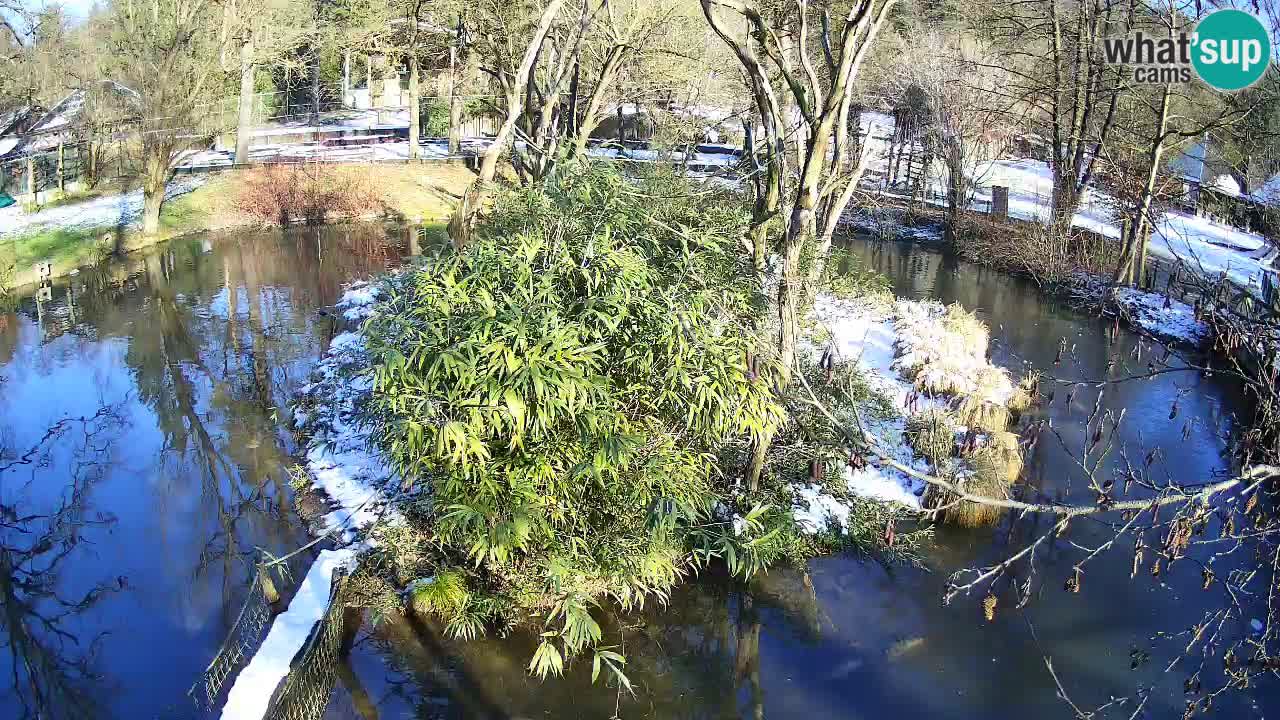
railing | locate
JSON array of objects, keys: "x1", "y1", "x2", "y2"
[{"x1": 0, "y1": 142, "x2": 89, "y2": 200}]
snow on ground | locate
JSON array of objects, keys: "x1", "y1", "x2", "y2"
[
  {"x1": 968, "y1": 158, "x2": 1276, "y2": 291},
  {"x1": 796, "y1": 295, "x2": 1022, "y2": 527},
  {"x1": 173, "y1": 138, "x2": 742, "y2": 170},
  {"x1": 0, "y1": 176, "x2": 206, "y2": 238},
  {"x1": 796, "y1": 299, "x2": 926, "y2": 526},
  {"x1": 1110, "y1": 285, "x2": 1210, "y2": 347},
  {"x1": 221, "y1": 282, "x2": 400, "y2": 720},
  {"x1": 294, "y1": 282, "x2": 402, "y2": 538}
]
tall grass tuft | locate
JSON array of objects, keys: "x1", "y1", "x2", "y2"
[{"x1": 905, "y1": 408, "x2": 957, "y2": 468}]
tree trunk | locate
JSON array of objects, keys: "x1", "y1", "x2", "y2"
[
  {"x1": 309, "y1": 45, "x2": 321, "y2": 126},
  {"x1": 573, "y1": 46, "x2": 624, "y2": 157},
  {"x1": 137, "y1": 142, "x2": 170, "y2": 242},
  {"x1": 235, "y1": 37, "x2": 255, "y2": 165},
  {"x1": 450, "y1": 0, "x2": 565, "y2": 245},
  {"x1": 408, "y1": 54, "x2": 420, "y2": 160},
  {"x1": 447, "y1": 42, "x2": 461, "y2": 154},
  {"x1": 943, "y1": 142, "x2": 966, "y2": 246},
  {"x1": 1115, "y1": 83, "x2": 1172, "y2": 286},
  {"x1": 342, "y1": 50, "x2": 350, "y2": 103}
]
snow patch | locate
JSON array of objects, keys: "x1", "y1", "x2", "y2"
[
  {"x1": 798, "y1": 295, "x2": 1018, "y2": 525},
  {"x1": 0, "y1": 177, "x2": 206, "y2": 238},
  {"x1": 1111, "y1": 286, "x2": 1210, "y2": 347}
]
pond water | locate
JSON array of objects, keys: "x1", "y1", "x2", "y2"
[
  {"x1": 0, "y1": 224, "x2": 417, "y2": 719},
  {"x1": 0, "y1": 227, "x2": 1273, "y2": 719}
]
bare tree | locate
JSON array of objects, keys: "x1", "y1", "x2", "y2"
[
  {"x1": 1107, "y1": 5, "x2": 1280, "y2": 286},
  {"x1": 568, "y1": 0, "x2": 685, "y2": 158},
  {"x1": 985, "y1": 0, "x2": 1129, "y2": 235},
  {"x1": 702, "y1": 0, "x2": 898, "y2": 488},
  {"x1": 447, "y1": 0, "x2": 565, "y2": 245},
  {"x1": 222, "y1": 0, "x2": 310, "y2": 164},
  {"x1": 95, "y1": 0, "x2": 223, "y2": 242},
  {"x1": 887, "y1": 30, "x2": 1016, "y2": 243}
]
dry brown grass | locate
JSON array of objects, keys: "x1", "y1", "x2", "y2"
[
  {"x1": 904, "y1": 408, "x2": 957, "y2": 468},
  {"x1": 927, "y1": 438, "x2": 1024, "y2": 527},
  {"x1": 955, "y1": 396, "x2": 1011, "y2": 434},
  {"x1": 942, "y1": 304, "x2": 989, "y2": 356},
  {"x1": 232, "y1": 162, "x2": 475, "y2": 227},
  {"x1": 1008, "y1": 372, "x2": 1040, "y2": 415},
  {"x1": 951, "y1": 212, "x2": 1116, "y2": 286}
]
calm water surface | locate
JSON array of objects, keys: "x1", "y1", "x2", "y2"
[
  {"x1": 0, "y1": 224, "x2": 417, "y2": 719},
  {"x1": 1, "y1": 228, "x2": 1273, "y2": 719}
]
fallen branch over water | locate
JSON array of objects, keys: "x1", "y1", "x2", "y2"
[{"x1": 795, "y1": 366, "x2": 1280, "y2": 518}]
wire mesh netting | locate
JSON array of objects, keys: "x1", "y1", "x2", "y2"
[
  {"x1": 188, "y1": 570, "x2": 278, "y2": 713},
  {"x1": 262, "y1": 568, "x2": 350, "y2": 720}
]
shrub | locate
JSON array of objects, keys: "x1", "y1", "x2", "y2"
[
  {"x1": 420, "y1": 99, "x2": 450, "y2": 137},
  {"x1": 926, "y1": 430, "x2": 1023, "y2": 527},
  {"x1": 951, "y1": 212, "x2": 1114, "y2": 286},
  {"x1": 1008, "y1": 372, "x2": 1040, "y2": 415},
  {"x1": 233, "y1": 163, "x2": 388, "y2": 225},
  {"x1": 955, "y1": 395, "x2": 1011, "y2": 435},
  {"x1": 364, "y1": 163, "x2": 784, "y2": 676}
]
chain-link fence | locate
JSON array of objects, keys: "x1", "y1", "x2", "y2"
[
  {"x1": 262, "y1": 568, "x2": 351, "y2": 720},
  {"x1": 186, "y1": 559, "x2": 357, "y2": 720},
  {"x1": 188, "y1": 569, "x2": 280, "y2": 713}
]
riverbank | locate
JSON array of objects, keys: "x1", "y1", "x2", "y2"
[
  {"x1": 844, "y1": 205, "x2": 1221, "y2": 350},
  {"x1": 0, "y1": 163, "x2": 475, "y2": 289}
]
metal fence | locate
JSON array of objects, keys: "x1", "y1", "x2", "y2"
[
  {"x1": 262, "y1": 568, "x2": 351, "y2": 720},
  {"x1": 188, "y1": 569, "x2": 279, "y2": 713},
  {"x1": 186, "y1": 559, "x2": 356, "y2": 720},
  {"x1": 0, "y1": 143, "x2": 87, "y2": 198}
]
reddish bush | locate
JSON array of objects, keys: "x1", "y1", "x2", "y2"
[{"x1": 233, "y1": 163, "x2": 388, "y2": 225}]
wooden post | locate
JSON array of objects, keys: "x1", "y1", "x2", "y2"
[
  {"x1": 25, "y1": 155, "x2": 35, "y2": 204},
  {"x1": 57, "y1": 143, "x2": 65, "y2": 193}
]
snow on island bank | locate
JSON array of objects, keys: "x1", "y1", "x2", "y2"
[
  {"x1": 219, "y1": 282, "x2": 399, "y2": 720},
  {"x1": 794, "y1": 294, "x2": 1026, "y2": 529}
]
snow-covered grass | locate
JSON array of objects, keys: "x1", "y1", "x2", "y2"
[
  {"x1": 220, "y1": 282, "x2": 401, "y2": 720},
  {"x1": 969, "y1": 158, "x2": 1276, "y2": 292},
  {"x1": 1111, "y1": 286, "x2": 1210, "y2": 347},
  {"x1": 0, "y1": 176, "x2": 206, "y2": 239},
  {"x1": 294, "y1": 282, "x2": 402, "y2": 538},
  {"x1": 794, "y1": 294, "x2": 1024, "y2": 527},
  {"x1": 892, "y1": 301, "x2": 1013, "y2": 405},
  {"x1": 853, "y1": 108, "x2": 1275, "y2": 297}
]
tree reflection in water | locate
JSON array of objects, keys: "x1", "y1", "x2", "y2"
[{"x1": 0, "y1": 403, "x2": 128, "y2": 720}]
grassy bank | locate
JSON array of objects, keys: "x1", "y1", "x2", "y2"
[{"x1": 0, "y1": 162, "x2": 476, "y2": 290}]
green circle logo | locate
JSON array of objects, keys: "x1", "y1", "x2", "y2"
[{"x1": 1192, "y1": 9, "x2": 1271, "y2": 91}]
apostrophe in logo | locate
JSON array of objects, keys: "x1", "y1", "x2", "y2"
[{"x1": 1191, "y1": 9, "x2": 1271, "y2": 92}]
